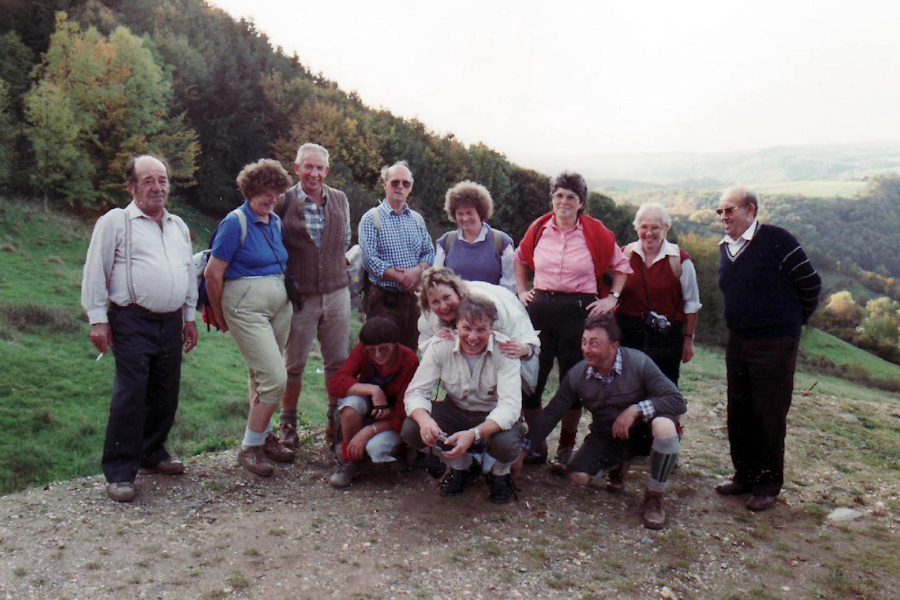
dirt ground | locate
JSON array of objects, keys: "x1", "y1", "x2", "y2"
[{"x1": 1, "y1": 385, "x2": 898, "y2": 599}]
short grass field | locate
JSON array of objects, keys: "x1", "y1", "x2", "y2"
[{"x1": 0, "y1": 198, "x2": 358, "y2": 494}]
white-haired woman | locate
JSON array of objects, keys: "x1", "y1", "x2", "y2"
[{"x1": 616, "y1": 203, "x2": 700, "y2": 387}]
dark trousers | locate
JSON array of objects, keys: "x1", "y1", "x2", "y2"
[
  {"x1": 617, "y1": 315, "x2": 683, "y2": 386},
  {"x1": 569, "y1": 424, "x2": 654, "y2": 476},
  {"x1": 365, "y1": 285, "x2": 420, "y2": 352},
  {"x1": 102, "y1": 304, "x2": 183, "y2": 483},
  {"x1": 401, "y1": 401, "x2": 526, "y2": 464},
  {"x1": 725, "y1": 333, "x2": 800, "y2": 496},
  {"x1": 523, "y1": 291, "x2": 593, "y2": 410}
]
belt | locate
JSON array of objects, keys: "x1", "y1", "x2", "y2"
[
  {"x1": 534, "y1": 290, "x2": 596, "y2": 299},
  {"x1": 110, "y1": 303, "x2": 181, "y2": 319}
]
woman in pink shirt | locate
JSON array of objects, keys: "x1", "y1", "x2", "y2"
[{"x1": 514, "y1": 171, "x2": 632, "y2": 474}]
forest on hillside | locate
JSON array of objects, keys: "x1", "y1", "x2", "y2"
[{"x1": 1, "y1": 0, "x2": 899, "y2": 363}]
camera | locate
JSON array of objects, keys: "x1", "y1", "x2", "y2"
[
  {"x1": 435, "y1": 434, "x2": 453, "y2": 452},
  {"x1": 644, "y1": 311, "x2": 672, "y2": 334}
]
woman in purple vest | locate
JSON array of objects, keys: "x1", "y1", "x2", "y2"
[{"x1": 433, "y1": 181, "x2": 516, "y2": 294}]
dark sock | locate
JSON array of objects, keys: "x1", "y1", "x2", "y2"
[
  {"x1": 559, "y1": 429, "x2": 577, "y2": 448},
  {"x1": 280, "y1": 410, "x2": 298, "y2": 425}
]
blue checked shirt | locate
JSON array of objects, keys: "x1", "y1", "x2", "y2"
[
  {"x1": 359, "y1": 200, "x2": 435, "y2": 290},
  {"x1": 586, "y1": 350, "x2": 656, "y2": 421},
  {"x1": 298, "y1": 187, "x2": 351, "y2": 250}
]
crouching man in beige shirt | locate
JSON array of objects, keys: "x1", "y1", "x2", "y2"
[{"x1": 402, "y1": 297, "x2": 525, "y2": 504}]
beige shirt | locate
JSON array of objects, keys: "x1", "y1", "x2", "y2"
[
  {"x1": 81, "y1": 201, "x2": 197, "y2": 324},
  {"x1": 404, "y1": 332, "x2": 522, "y2": 430}
]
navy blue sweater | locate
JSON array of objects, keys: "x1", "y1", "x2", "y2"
[{"x1": 718, "y1": 223, "x2": 821, "y2": 338}]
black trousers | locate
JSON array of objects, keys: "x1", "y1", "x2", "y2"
[
  {"x1": 617, "y1": 315, "x2": 683, "y2": 386},
  {"x1": 725, "y1": 333, "x2": 800, "y2": 497},
  {"x1": 523, "y1": 291, "x2": 593, "y2": 410},
  {"x1": 102, "y1": 304, "x2": 183, "y2": 483},
  {"x1": 365, "y1": 285, "x2": 420, "y2": 352}
]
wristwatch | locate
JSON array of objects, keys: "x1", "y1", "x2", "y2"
[
  {"x1": 611, "y1": 291, "x2": 620, "y2": 300},
  {"x1": 471, "y1": 427, "x2": 482, "y2": 443}
]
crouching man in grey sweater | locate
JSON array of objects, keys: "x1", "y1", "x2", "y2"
[{"x1": 512, "y1": 313, "x2": 686, "y2": 529}]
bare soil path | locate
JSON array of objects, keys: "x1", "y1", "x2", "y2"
[{"x1": 1, "y1": 382, "x2": 898, "y2": 599}]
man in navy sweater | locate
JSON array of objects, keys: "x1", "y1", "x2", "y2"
[{"x1": 715, "y1": 187, "x2": 821, "y2": 512}]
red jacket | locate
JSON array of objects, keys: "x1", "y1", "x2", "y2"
[
  {"x1": 517, "y1": 212, "x2": 618, "y2": 295},
  {"x1": 328, "y1": 343, "x2": 419, "y2": 434}
]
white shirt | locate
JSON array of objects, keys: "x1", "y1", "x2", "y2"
[
  {"x1": 417, "y1": 281, "x2": 539, "y2": 351},
  {"x1": 405, "y1": 333, "x2": 522, "y2": 430},
  {"x1": 718, "y1": 219, "x2": 760, "y2": 259},
  {"x1": 629, "y1": 239, "x2": 702, "y2": 314},
  {"x1": 81, "y1": 202, "x2": 197, "y2": 324}
]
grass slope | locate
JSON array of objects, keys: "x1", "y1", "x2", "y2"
[
  {"x1": 0, "y1": 197, "x2": 897, "y2": 498},
  {"x1": 0, "y1": 198, "x2": 337, "y2": 494}
]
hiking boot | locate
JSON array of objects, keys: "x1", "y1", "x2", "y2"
[
  {"x1": 238, "y1": 445, "x2": 274, "y2": 477},
  {"x1": 524, "y1": 439, "x2": 548, "y2": 465},
  {"x1": 550, "y1": 444, "x2": 574, "y2": 476},
  {"x1": 746, "y1": 494, "x2": 778, "y2": 512},
  {"x1": 419, "y1": 452, "x2": 447, "y2": 479},
  {"x1": 106, "y1": 482, "x2": 136, "y2": 503},
  {"x1": 641, "y1": 490, "x2": 667, "y2": 530},
  {"x1": 279, "y1": 422, "x2": 299, "y2": 450},
  {"x1": 606, "y1": 462, "x2": 629, "y2": 493},
  {"x1": 439, "y1": 468, "x2": 470, "y2": 497},
  {"x1": 488, "y1": 474, "x2": 517, "y2": 505},
  {"x1": 139, "y1": 456, "x2": 185, "y2": 475},
  {"x1": 329, "y1": 458, "x2": 361, "y2": 488},
  {"x1": 715, "y1": 479, "x2": 751, "y2": 496},
  {"x1": 264, "y1": 433, "x2": 295, "y2": 462}
]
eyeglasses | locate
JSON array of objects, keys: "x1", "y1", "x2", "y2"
[
  {"x1": 389, "y1": 179, "x2": 412, "y2": 189},
  {"x1": 715, "y1": 203, "x2": 748, "y2": 216}
]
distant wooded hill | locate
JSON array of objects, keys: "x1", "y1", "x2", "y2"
[{"x1": 575, "y1": 142, "x2": 900, "y2": 189}]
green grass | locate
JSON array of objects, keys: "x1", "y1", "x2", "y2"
[
  {"x1": 0, "y1": 198, "x2": 337, "y2": 494},
  {"x1": 800, "y1": 328, "x2": 900, "y2": 383},
  {"x1": 0, "y1": 195, "x2": 896, "y2": 495}
]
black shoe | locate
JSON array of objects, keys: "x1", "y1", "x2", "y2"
[
  {"x1": 439, "y1": 468, "x2": 470, "y2": 497},
  {"x1": 419, "y1": 452, "x2": 447, "y2": 479},
  {"x1": 746, "y1": 494, "x2": 778, "y2": 512},
  {"x1": 715, "y1": 480, "x2": 751, "y2": 496},
  {"x1": 488, "y1": 474, "x2": 517, "y2": 505}
]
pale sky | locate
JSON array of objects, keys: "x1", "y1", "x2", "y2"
[{"x1": 209, "y1": 0, "x2": 900, "y2": 171}]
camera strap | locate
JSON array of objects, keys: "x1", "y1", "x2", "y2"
[{"x1": 639, "y1": 261, "x2": 657, "y2": 317}]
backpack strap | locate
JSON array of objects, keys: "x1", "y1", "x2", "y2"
[
  {"x1": 491, "y1": 228, "x2": 504, "y2": 255},
  {"x1": 231, "y1": 208, "x2": 248, "y2": 245},
  {"x1": 668, "y1": 244, "x2": 683, "y2": 278},
  {"x1": 443, "y1": 231, "x2": 458, "y2": 255}
]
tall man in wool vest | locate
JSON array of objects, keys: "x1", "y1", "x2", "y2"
[{"x1": 276, "y1": 143, "x2": 352, "y2": 447}]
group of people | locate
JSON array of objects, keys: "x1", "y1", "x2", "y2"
[{"x1": 81, "y1": 143, "x2": 820, "y2": 530}]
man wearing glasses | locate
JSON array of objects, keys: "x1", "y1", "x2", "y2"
[
  {"x1": 715, "y1": 187, "x2": 821, "y2": 512},
  {"x1": 359, "y1": 161, "x2": 435, "y2": 350}
]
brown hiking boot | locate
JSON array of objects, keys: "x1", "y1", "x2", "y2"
[
  {"x1": 264, "y1": 433, "x2": 295, "y2": 462},
  {"x1": 641, "y1": 490, "x2": 666, "y2": 530},
  {"x1": 238, "y1": 445, "x2": 274, "y2": 477},
  {"x1": 279, "y1": 422, "x2": 299, "y2": 450},
  {"x1": 606, "y1": 462, "x2": 629, "y2": 493},
  {"x1": 106, "y1": 482, "x2": 136, "y2": 503},
  {"x1": 139, "y1": 456, "x2": 185, "y2": 476},
  {"x1": 549, "y1": 444, "x2": 574, "y2": 476}
]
